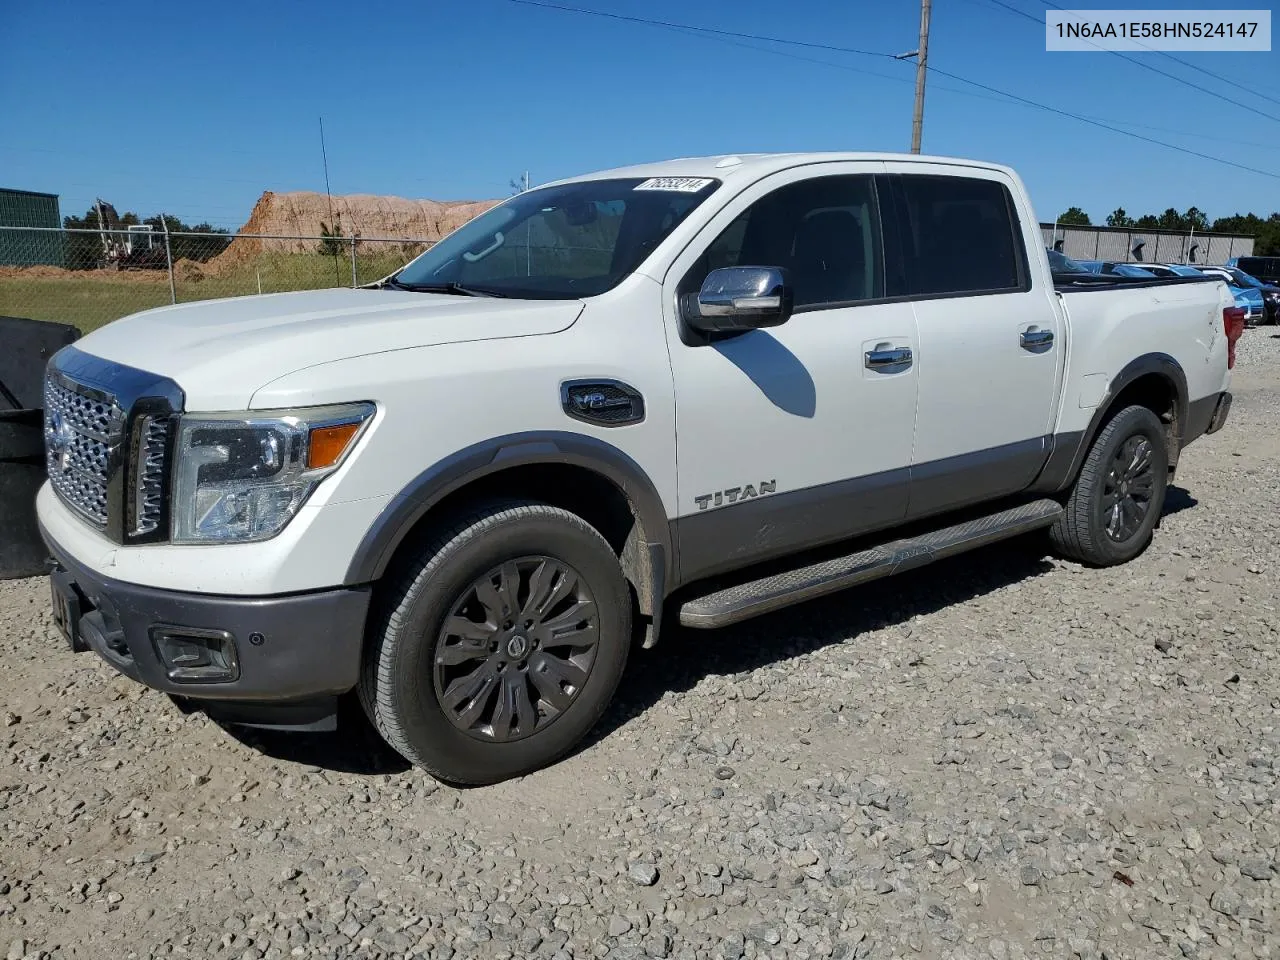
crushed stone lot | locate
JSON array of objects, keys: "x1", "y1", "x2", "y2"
[{"x1": 3, "y1": 334, "x2": 1278, "y2": 960}]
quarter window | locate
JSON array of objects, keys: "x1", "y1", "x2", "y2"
[{"x1": 682, "y1": 175, "x2": 884, "y2": 309}]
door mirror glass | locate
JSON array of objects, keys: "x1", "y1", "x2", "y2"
[{"x1": 684, "y1": 266, "x2": 794, "y2": 334}]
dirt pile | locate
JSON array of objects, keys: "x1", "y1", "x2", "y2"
[{"x1": 224, "y1": 190, "x2": 499, "y2": 257}]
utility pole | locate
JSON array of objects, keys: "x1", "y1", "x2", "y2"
[{"x1": 910, "y1": 0, "x2": 932, "y2": 154}]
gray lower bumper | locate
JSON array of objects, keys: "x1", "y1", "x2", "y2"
[
  {"x1": 40, "y1": 524, "x2": 371, "y2": 718},
  {"x1": 1185, "y1": 390, "x2": 1232, "y2": 446}
]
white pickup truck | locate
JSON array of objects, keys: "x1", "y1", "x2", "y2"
[{"x1": 38, "y1": 153, "x2": 1242, "y2": 784}]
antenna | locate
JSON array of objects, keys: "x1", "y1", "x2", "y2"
[{"x1": 319, "y1": 116, "x2": 341, "y2": 284}]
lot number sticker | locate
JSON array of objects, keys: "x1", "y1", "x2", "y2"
[{"x1": 633, "y1": 177, "x2": 715, "y2": 192}]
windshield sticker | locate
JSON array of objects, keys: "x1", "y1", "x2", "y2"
[{"x1": 633, "y1": 177, "x2": 714, "y2": 193}]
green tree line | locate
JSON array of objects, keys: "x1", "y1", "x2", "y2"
[
  {"x1": 61, "y1": 202, "x2": 232, "y2": 269},
  {"x1": 1054, "y1": 205, "x2": 1280, "y2": 255}
]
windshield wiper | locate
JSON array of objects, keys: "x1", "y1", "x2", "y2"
[{"x1": 380, "y1": 276, "x2": 506, "y2": 298}]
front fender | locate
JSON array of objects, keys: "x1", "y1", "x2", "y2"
[{"x1": 343, "y1": 430, "x2": 673, "y2": 588}]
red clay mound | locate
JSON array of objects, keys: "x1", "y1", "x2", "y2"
[{"x1": 216, "y1": 190, "x2": 499, "y2": 265}]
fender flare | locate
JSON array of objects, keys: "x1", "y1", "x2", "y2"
[
  {"x1": 343, "y1": 431, "x2": 674, "y2": 596},
  {"x1": 1032, "y1": 352, "x2": 1188, "y2": 494}
]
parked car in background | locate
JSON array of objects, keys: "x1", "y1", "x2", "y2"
[
  {"x1": 1229, "y1": 286, "x2": 1265, "y2": 327},
  {"x1": 1130, "y1": 263, "x2": 1260, "y2": 326},
  {"x1": 1076, "y1": 260, "x2": 1159, "y2": 278},
  {"x1": 1162, "y1": 264, "x2": 1212, "y2": 278},
  {"x1": 1123, "y1": 263, "x2": 1179, "y2": 278},
  {"x1": 1229, "y1": 256, "x2": 1280, "y2": 285},
  {"x1": 1195, "y1": 269, "x2": 1264, "y2": 327},
  {"x1": 1198, "y1": 265, "x2": 1280, "y2": 325},
  {"x1": 1046, "y1": 248, "x2": 1092, "y2": 274}
]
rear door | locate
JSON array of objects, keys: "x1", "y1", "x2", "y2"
[{"x1": 878, "y1": 164, "x2": 1063, "y2": 519}]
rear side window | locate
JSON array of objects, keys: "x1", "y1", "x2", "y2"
[
  {"x1": 883, "y1": 174, "x2": 1028, "y2": 297},
  {"x1": 680, "y1": 174, "x2": 884, "y2": 310}
]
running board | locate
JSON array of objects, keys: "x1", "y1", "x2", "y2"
[{"x1": 678, "y1": 498, "x2": 1063, "y2": 629}]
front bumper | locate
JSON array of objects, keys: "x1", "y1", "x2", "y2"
[{"x1": 40, "y1": 523, "x2": 370, "y2": 727}]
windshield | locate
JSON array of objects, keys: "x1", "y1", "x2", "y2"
[
  {"x1": 391, "y1": 176, "x2": 720, "y2": 299},
  {"x1": 1226, "y1": 268, "x2": 1262, "y2": 288}
]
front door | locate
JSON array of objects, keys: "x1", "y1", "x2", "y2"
[{"x1": 661, "y1": 165, "x2": 920, "y2": 583}]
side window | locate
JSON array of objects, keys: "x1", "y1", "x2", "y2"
[
  {"x1": 884, "y1": 175, "x2": 1027, "y2": 297},
  {"x1": 680, "y1": 175, "x2": 884, "y2": 309}
]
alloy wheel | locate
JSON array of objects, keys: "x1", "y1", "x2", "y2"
[
  {"x1": 433, "y1": 557, "x2": 599, "y2": 742},
  {"x1": 1102, "y1": 435, "x2": 1156, "y2": 542}
]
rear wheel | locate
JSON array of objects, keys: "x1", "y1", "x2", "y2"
[
  {"x1": 1049, "y1": 404, "x2": 1168, "y2": 566},
  {"x1": 359, "y1": 501, "x2": 631, "y2": 785}
]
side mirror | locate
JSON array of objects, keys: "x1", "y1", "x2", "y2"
[{"x1": 683, "y1": 266, "x2": 794, "y2": 335}]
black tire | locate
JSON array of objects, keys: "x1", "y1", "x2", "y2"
[
  {"x1": 359, "y1": 500, "x2": 631, "y2": 785},
  {"x1": 1049, "y1": 404, "x2": 1169, "y2": 567}
]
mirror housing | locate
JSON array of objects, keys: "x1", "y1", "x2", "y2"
[{"x1": 682, "y1": 266, "x2": 794, "y2": 335}]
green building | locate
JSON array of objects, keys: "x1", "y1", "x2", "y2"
[{"x1": 0, "y1": 187, "x2": 65, "y2": 267}]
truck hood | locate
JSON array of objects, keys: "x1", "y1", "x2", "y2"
[{"x1": 74, "y1": 288, "x2": 584, "y2": 410}]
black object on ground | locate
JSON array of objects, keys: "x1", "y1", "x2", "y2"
[{"x1": 0, "y1": 316, "x2": 80, "y2": 579}]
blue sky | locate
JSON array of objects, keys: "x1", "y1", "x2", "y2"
[{"x1": 1, "y1": 0, "x2": 1276, "y2": 230}]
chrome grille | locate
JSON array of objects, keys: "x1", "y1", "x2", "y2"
[
  {"x1": 133, "y1": 416, "x2": 170, "y2": 535},
  {"x1": 44, "y1": 376, "x2": 126, "y2": 528}
]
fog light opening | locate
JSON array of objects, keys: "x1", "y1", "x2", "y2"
[{"x1": 151, "y1": 626, "x2": 240, "y2": 683}]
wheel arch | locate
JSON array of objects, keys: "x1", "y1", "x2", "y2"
[
  {"x1": 1033, "y1": 353, "x2": 1188, "y2": 494},
  {"x1": 344, "y1": 431, "x2": 673, "y2": 642}
]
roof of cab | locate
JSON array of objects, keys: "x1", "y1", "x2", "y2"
[{"x1": 541, "y1": 152, "x2": 1018, "y2": 187}]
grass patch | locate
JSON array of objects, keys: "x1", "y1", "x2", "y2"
[{"x1": 0, "y1": 250, "x2": 421, "y2": 335}]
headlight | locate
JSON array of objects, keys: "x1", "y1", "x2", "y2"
[{"x1": 172, "y1": 402, "x2": 374, "y2": 543}]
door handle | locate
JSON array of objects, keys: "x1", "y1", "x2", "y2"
[
  {"x1": 1020, "y1": 329, "x2": 1054, "y2": 349},
  {"x1": 864, "y1": 347, "x2": 913, "y2": 369}
]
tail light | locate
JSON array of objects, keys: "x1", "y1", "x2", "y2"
[{"x1": 1223, "y1": 306, "x2": 1245, "y2": 369}]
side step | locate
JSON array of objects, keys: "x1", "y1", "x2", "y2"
[{"x1": 678, "y1": 498, "x2": 1063, "y2": 629}]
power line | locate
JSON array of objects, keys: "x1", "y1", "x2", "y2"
[
  {"x1": 1075, "y1": 119, "x2": 1280, "y2": 152},
  {"x1": 503, "y1": 0, "x2": 1280, "y2": 180},
  {"x1": 501, "y1": 0, "x2": 1177, "y2": 123},
  {"x1": 969, "y1": 0, "x2": 1280, "y2": 122},
  {"x1": 505, "y1": 0, "x2": 1046, "y2": 115},
  {"x1": 504, "y1": 0, "x2": 895, "y2": 59},
  {"x1": 1033, "y1": 0, "x2": 1280, "y2": 107},
  {"x1": 655, "y1": 17, "x2": 1015, "y2": 106},
  {"x1": 923, "y1": 63, "x2": 1280, "y2": 179}
]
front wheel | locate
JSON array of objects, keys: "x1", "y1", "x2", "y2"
[
  {"x1": 359, "y1": 501, "x2": 632, "y2": 785},
  {"x1": 1049, "y1": 404, "x2": 1169, "y2": 567}
]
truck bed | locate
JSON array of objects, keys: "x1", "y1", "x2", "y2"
[{"x1": 1052, "y1": 272, "x2": 1222, "y2": 294}]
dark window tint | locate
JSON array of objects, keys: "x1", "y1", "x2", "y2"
[
  {"x1": 1235, "y1": 257, "x2": 1280, "y2": 282},
  {"x1": 884, "y1": 175, "x2": 1026, "y2": 297},
  {"x1": 681, "y1": 175, "x2": 883, "y2": 308}
]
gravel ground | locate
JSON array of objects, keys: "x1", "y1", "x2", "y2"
[{"x1": 3, "y1": 332, "x2": 1278, "y2": 960}]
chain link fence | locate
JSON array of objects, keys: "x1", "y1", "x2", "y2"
[{"x1": 0, "y1": 226, "x2": 436, "y2": 334}]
